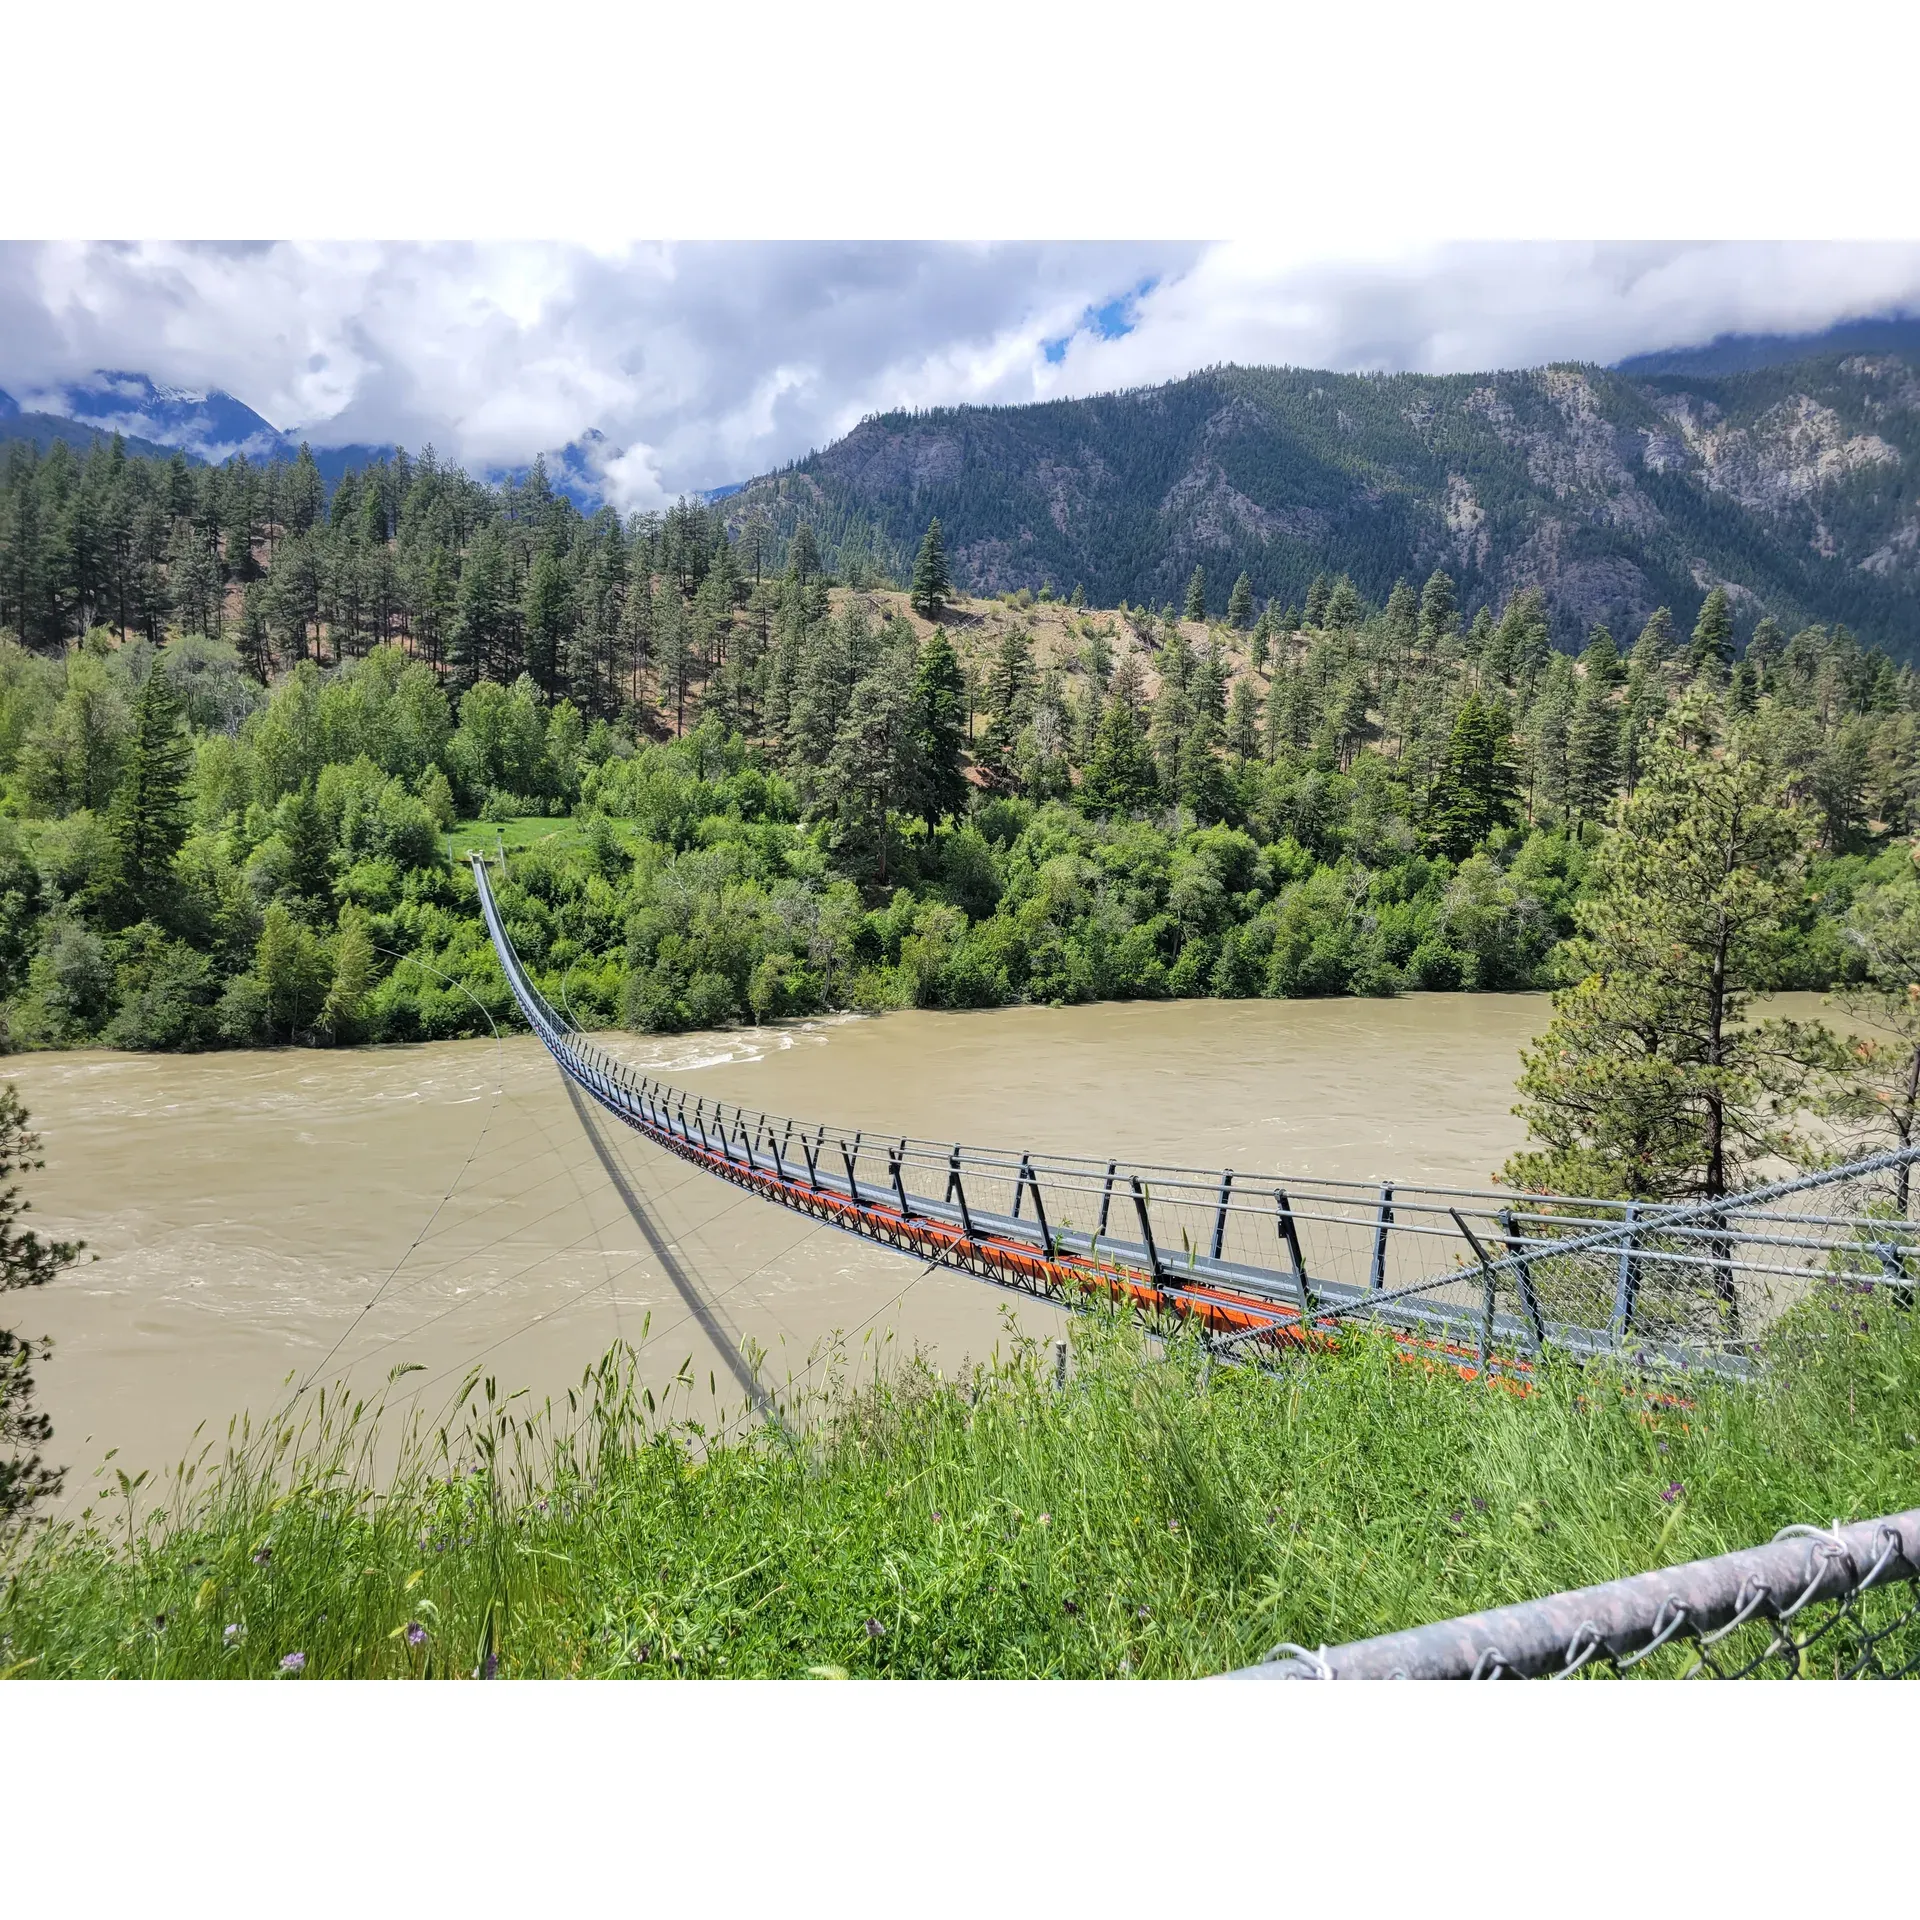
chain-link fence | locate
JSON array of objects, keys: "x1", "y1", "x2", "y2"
[{"x1": 1231, "y1": 1508, "x2": 1920, "y2": 1679}]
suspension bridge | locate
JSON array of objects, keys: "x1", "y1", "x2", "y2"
[{"x1": 471, "y1": 853, "x2": 1919, "y2": 1384}]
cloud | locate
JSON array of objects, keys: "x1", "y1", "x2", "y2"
[{"x1": 4, "y1": 241, "x2": 1918, "y2": 508}]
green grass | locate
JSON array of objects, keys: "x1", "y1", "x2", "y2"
[
  {"x1": 4, "y1": 1299, "x2": 1919, "y2": 1679},
  {"x1": 444, "y1": 815, "x2": 640, "y2": 860}
]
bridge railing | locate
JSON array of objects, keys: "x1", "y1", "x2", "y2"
[{"x1": 469, "y1": 854, "x2": 1920, "y2": 1377}]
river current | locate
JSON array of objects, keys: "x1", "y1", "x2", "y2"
[{"x1": 11, "y1": 995, "x2": 1578, "y2": 1484}]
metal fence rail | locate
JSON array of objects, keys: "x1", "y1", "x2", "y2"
[
  {"x1": 1232, "y1": 1509, "x2": 1920, "y2": 1679},
  {"x1": 471, "y1": 853, "x2": 1920, "y2": 1378}
]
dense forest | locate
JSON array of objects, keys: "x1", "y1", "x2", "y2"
[
  {"x1": 731, "y1": 354, "x2": 1920, "y2": 655},
  {"x1": 1, "y1": 427, "x2": 1916, "y2": 1058}
]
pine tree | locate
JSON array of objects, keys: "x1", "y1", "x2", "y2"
[
  {"x1": 827, "y1": 649, "x2": 919, "y2": 889},
  {"x1": 1424, "y1": 694, "x2": 1518, "y2": 859},
  {"x1": 1564, "y1": 680, "x2": 1619, "y2": 828},
  {"x1": 1226, "y1": 677, "x2": 1260, "y2": 760},
  {"x1": 454, "y1": 525, "x2": 511, "y2": 687},
  {"x1": 106, "y1": 666, "x2": 192, "y2": 924},
  {"x1": 1633, "y1": 606, "x2": 1677, "y2": 669},
  {"x1": 909, "y1": 517, "x2": 952, "y2": 619},
  {"x1": 1303, "y1": 574, "x2": 1331, "y2": 627},
  {"x1": 1323, "y1": 577, "x2": 1364, "y2": 631},
  {"x1": 979, "y1": 628, "x2": 1032, "y2": 779},
  {"x1": 1580, "y1": 625, "x2": 1623, "y2": 689},
  {"x1": 1248, "y1": 607, "x2": 1272, "y2": 672},
  {"x1": 1505, "y1": 721, "x2": 1835, "y2": 1207},
  {"x1": 1418, "y1": 568, "x2": 1458, "y2": 647},
  {"x1": 1226, "y1": 572, "x2": 1254, "y2": 629},
  {"x1": 1183, "y1": 567, "x2": 1207, "y2": 622},
  {"x1": 786, "y1": 523, "x2": 821, "y2": 588},
  {"x1": 910, "y1": 628, "x2": 969, "y2": 829},
  {"x1": 522, "y1": 544, "x2": 574, "y2": 700},
  {"x1": 1689, "y1": 586, "x2": 1735, "y2": 675},
  {"x1": 1081, "y1": 696, "x2": 1159, "y2": 815}
]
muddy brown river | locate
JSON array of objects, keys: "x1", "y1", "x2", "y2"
[{"x1": 12, "y1": 995, "x2": 1586, "y2": 1489}]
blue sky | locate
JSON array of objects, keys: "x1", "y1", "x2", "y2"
[{"x1": 4, "y1": 241, "x2": 1918, "y2": 511}]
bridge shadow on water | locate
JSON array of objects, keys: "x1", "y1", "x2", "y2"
[{"x1": 562, "y1": 1079, "x2": 778, "y2": 1421}]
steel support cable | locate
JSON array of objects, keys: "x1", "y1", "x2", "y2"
[
  {"x1": 399, "y1": 1206, "x2": 843, "y2": 1422},
  {"x1": 362, "y1": 1097, "x2": 730, "y2": 1304},
  {"x1": 326, "y1": 1145, "x2": 776, "y2": 1380},
  {"x1": 287, "y1": 946, "x2": 506, "y2": 1401},
  {"x1": 373, "y1": 1094, "x2": 740, "y2": 1291}
]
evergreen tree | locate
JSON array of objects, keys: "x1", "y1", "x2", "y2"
[
  {"x1": 454, "y1": 525, "x2": 512, "y2": 687},
  {"x1": 1417, "y1": 568, "x2": 1458, "y2": 647},
  {"x1": 1816, "y1": 877, "x2": 1920, "y2": 1207},
  {"x1": 1183, "y1": 567, "x2": 1207, "y2": 622},
  {"x1": 1506, "y1": 715, "x2": 1834, "y2": 1206},
  {"x1": 1226, "y1": 572, "x2": 1254, "y2": 629},
  {"x1": 827, "y1": 649, "x2": 919, "y2": 889},
  {"x1": 1564, "y1": 679, "x2": 1619, "y2": 828},
  {"x1": 106, "y1": 666, "x2": 192, "y2": 924},
  {"x1": 1226, "y1": 677, "x2": 1260, "y2": 761},
  {"x1": 1303, "y1": 573, "x2": 1331, "y2": 627},
  {"x1": 1323, "y1": 577, "x2": 1364, "y2": 631},
  {"x1": 786, "y1": 523, "x2": 821, "y2": 587},
  {"x1": 279, "y1": 786, "x2": 336, "y2": 919},
  {"x1": 1633, "y1": 606, "x2": 1677, "y2": 669},
  {"x1": 1081, "y1": 696, "x2": 1159, "y2": 815},
  {"x1": 0, "y1": 1087, "x2": 84, "y2": 1533},
  {"x1": 523, "y1": 544, "x2": 574, "y2": 699},
  {"x1": 1424, "y1": 694, "x2": 1518, "y2": 859},
  {"x1": 979, "y1": 628, "x2": 1033, "y2": 779},
  {"x1": 1383, "y1": 580, "x2": 1419, "y2": 657},
  {"x1": 1248, "y1": 607, "x2": 1272, "y2": 672},
  {"x1": 1580, "y1": 625, "x2": 1623, "y2": 689},
  {"x1": 1689, "y1": 586, "x2": 1735, "y2": 675},
  {"x1": 910, "y1": 628, "x2": 969, "y2": 829},
  {"x1": 909, "y1": 517, "x2": 952, "y2": 619}
]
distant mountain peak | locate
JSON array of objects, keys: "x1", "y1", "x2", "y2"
[{"x1": 1617, "y1": 313, "x2": 1920, "y2": 379}]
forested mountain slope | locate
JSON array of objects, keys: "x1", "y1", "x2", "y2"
[{"x1": 726, "y1": 353, "x2": 1920, "y2": 657}]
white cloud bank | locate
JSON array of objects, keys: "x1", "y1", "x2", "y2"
[{"x1": 4, "y1": 241, "x2": 1919, "y2": 510}]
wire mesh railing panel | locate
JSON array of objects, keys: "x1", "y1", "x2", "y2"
[{"x1": 1231, "y1": 1510, "x2": 1920, "y2": 1680}]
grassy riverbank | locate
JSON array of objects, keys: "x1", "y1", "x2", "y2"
[{"x1": 4, "y1": 1302, "x2": 1918, "y2": 1680}]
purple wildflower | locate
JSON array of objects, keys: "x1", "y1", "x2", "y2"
[
  {"x1": 1136, "y1": 1606, "x2": 1151, "y2": 1622},
  {"x1": 1656, "y1": 1440, "x2": 1669, "y2": 1454},
  {"x1": 1661, "y1": 1482, "x2": 1685, "y2": 1503},
  {"x1": 483, "y1": 1652, "x2": 499, "y2": 1679},
  {"x1": 1062, "y1": 1598, "x2": 1079, "y2": 1616},
  {"x1": 405, "y1": 1622, "x2": 427, "y2": 1647},
  {"x1": 863, "y1": 1618, "x2": 885, "y2": 1639},
  {"x1": 1471, "y1": 1497, "x2": 1488, "y2": 1513},
  {"x1": 280, "y1": 1651, "x2": 306, "y2": 1673},
  {"x1": 223, "y1": 1623, "x2": 244, "y2": 1646},
  {"x1": 1038, "y1": 1512, "x2": 1051, "y2": 1527},
  {"x1": 251, "y1": 1547, "x2": 272, "y2": 1567},
  {"x1": 930, "y1": 1510, "x2": 944, "y2": 1524}
]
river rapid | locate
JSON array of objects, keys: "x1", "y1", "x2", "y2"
[{"x1": 11, "y1": 994, "x2": 1585, "y2": 1486}]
